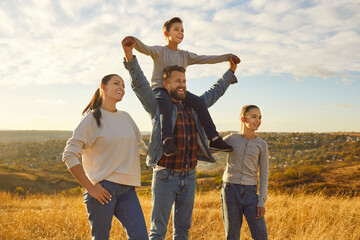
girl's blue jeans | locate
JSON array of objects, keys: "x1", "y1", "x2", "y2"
[{"x1": 221, "y1": 182, "x2": 268, "y2": 240}]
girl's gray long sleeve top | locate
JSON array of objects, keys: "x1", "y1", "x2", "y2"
[{"x1": 223, "y1": 133, "x2": 269, "y2": 208}]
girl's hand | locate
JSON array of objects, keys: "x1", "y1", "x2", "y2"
[
  {"x1": 88, "y1": 183, "x2": 112, "y2": 205},
  {"x1": 256, "y1": 207, "x2": 265, "y2": 219}
]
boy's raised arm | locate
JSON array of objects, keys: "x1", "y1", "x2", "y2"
[
  {"x1": 187, "y1": 51, "x2": 240, "y2": 65},
  {"x1": 133, "y1": 37, "x2": 160, "y2": 58},
  {"x1": 186, "y1": 51, "x2": 230, "y2": 65}
]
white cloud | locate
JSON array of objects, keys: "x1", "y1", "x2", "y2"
[
  {"x1": 36, "y1": 99, "x2": 66, "y2": 105},
  {"x1": 294, "y1": 66, "x2": 339, "y2": 82},
  {"x1": 339, "y1": 78, "x2": 355, "y2": 86},
  {"x1": 0, "y1": 8, "x2": 15, "y2": 35},
  {"x1": 294, "y1": 65, "x2": 359, "y2": 83},
  {"x1": 325, "y1": 104, "x2": 356, "y2": 109},
  {"x1": 0, "y1": 0, "x2": 359, "y2": 87},
  {"x1": 249, "y1": 0, "x2": 268, "y2": 10},
  {"x1": 59, "y1": 0, "x2": 99, "y2": 19}
]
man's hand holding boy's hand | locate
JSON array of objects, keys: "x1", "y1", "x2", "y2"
[
  {"x1": 122, "y1": 36, "x2": 136, "y2": 62},
  {"x1": 229, "y1": 54, "x2": 239, "y2": 73},
  {"x1": 122, "y1": 36, "x2": 136, "y2": 47},
  {"x1": 231, "y1": 54, "x2": 241, "y2": 64}
]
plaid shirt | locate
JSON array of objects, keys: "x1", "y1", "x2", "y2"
[{"x1": 157, "y1": 102, "x2": 197, "y2": 170}]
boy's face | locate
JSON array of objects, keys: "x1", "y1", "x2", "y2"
[{"x1": 165, "y1": 22, "x2": 184, "y2": 44}]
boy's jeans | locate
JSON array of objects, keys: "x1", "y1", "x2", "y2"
[
  {"x1": 149, "y1": 168, "x2": 196, "y2": 240},
  {"x1": 84, "y1": 180, "x2": 148, "y2": 240},
  {"x1": 221, "y1": 182, "x2": 268, "y2": 240}
]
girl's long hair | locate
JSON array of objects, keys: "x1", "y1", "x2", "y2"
[{"x1": 82, "y1": 74, "x2": 119, "y2": 127}]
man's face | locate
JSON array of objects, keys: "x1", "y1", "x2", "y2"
[{"x1": 163, "y1": 70, "x2": 186, "y2": 102}]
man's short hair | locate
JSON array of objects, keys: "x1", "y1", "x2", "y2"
[
  {"x1": 163, "y1": 17, "x2": 183, "y2": 33},
  {"x1": 162, "y1": 65, "x2": 186, "y2": 82}
]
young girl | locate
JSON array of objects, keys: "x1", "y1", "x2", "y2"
[
  {"x1": 62, "y1": 74, "x2": 149, "y2": 240},
  {"x1": 221, "y1": 105, "x2": 269, "y2": 240}
]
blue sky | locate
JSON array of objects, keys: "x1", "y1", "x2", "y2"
[{"x1": 0, "y1": 0, "x2": 359, "y2": 132}]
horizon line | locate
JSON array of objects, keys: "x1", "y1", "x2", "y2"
[{"x1": 0, "y1": 129, "x2": 359, "y2": 134}]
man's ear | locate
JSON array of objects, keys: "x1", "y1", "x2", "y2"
[
  {"x1": 163, "y1": 80, "x2": 168, "y2": 89},
  {"x1": 164, "y1": 30, "x2": 169, "y2": 38}
]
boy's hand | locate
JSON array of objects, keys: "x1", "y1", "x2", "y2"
[
  {"x1": 232, "y1": 54, "x2": 241, "y2": 64},
  {"x1": 122, "y1": 36, "x2": 136, "y2": 47},
  {"x1": 122, "y1": 36, "x2": 136, "y2": 62},
  {"x1": 229, "y1": 54, "x2": 238, "y2": 73}
]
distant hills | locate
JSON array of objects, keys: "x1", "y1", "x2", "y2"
[
  {"x1": 0, "y1": 130, "x2": 359, "y2": 195},
  {"x1": 0, "y1": 130, "x2": 72, "y2": 142},
  {"x1": 0, "y1": 130, "x2": 151, "y2": 143}
]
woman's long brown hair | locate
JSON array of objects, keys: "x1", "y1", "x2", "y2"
[{"x1": 82, "y1": 74, "x2": 119, "y2": 127}]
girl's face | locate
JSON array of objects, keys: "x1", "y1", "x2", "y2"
[
  {"x1": 102, "y1": 76, "x2": 125, "y2": 102},
  {"x1": 242, "y1": 108, "x2": 262, "y2": 131}
]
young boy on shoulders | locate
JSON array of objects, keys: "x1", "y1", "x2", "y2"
[{"x1": 123, "y1": 17, "x2": 240, "y2": 156}]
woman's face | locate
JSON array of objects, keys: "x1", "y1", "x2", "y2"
[
  {"x1": 103, "y1": 76, "x2": 125, "y2": 102},
  {"x1": 243, "y1": 108, "x2": 262, "y2": 131}
]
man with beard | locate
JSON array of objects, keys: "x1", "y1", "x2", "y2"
[{"x1": 122, "y1": 37, "x2": 239, "y2": 240}]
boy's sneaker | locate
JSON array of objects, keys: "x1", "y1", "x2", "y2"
[
  {"x1": 209, "y1": 137, "x2": 233, "y2": 152},
  {"x1": 163, "y1": 138, "x2": 180, "y2": 157}
]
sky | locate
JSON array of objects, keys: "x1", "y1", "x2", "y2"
[{"x1": 0, "y1": 0, "x2": 359, "y2": 133}]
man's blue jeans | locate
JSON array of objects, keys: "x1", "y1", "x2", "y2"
[
  {"x1": 84, "y1": 180, "x2": 148, "y2": 240},
  {"x1": 149, "y1": 168, "x2": 196, "y2": 240},
  {"x1": 221, "y1": 182, "x2": 268, "y2": 240}
]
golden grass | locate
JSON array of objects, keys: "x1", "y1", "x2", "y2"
[{"x1": 0, "y1": 191, "x2": 359, "y2": 240}]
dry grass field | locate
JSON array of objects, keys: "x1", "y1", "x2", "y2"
[{"x1": 1, "y1": 190, "x2": 359, "y2": 240}]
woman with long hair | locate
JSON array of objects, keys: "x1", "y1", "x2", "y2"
[{"x1": 62, "y1": 74, "x2": 148, "y2": 240}]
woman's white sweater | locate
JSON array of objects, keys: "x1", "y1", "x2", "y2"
[{"x1": 62, "y1": 109, "x2": 147, "y2": 186}]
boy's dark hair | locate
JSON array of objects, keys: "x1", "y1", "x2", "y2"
[
  {"x1": 162, "y1": 65, "x2": 186, "y2": 82},
  {"x1": 163, "y1": 17, "x2": 183, "y2": 33}
]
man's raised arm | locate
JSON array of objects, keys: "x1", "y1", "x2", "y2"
[
  {"x1": 122, "y1": 36, "x2": 158, "y2": 116},
  {"x1": 200, "y1": 55, "x2": 239, "y2": 108}
]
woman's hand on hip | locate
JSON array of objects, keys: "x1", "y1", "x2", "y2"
[{"x1": 88, "y1": 183, "x2": 112, "y2": 205}]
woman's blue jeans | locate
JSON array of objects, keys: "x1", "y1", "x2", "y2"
[
  {"x1": 221, "y1": 182, "x2": 268, "y2": 240},
  {"x1": 84, "y1": 180, "x2": 148, "y2": 240}
]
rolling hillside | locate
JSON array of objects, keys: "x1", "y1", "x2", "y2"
[{"x1": 0, "y1": 131, "x2": 359, "y2": 195}]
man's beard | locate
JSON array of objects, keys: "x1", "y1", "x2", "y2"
[{"x1": 169, "y1": 87, "x2": 186, "y2": 101}]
